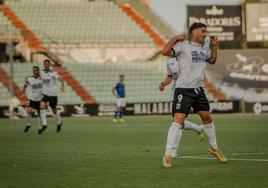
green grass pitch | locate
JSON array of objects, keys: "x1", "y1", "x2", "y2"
[{"x1": 0, "y1": 114, "x2": 268, "y2": 188}]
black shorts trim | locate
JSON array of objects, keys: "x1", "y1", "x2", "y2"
[
  {"x1": 172, "y1": 87, "x2": 210, "y2": 116},
  {"x1": 41, "y1": 94, "x2": 58, "y2": 108},
  {"x1": 171, "y1": 48, "x2": 176, "y2": 57},
  {"x1": 27, "y1": 100, "x2": 40, "y2": 114}
]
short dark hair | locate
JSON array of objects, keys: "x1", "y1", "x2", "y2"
[
  {"x1": 33, "y1": 66, "x2": 39, "y2": 70},
  {"x1": 189, "y1": 22, "x2": 207, "y2": 34},
  {"x1": 43, "y1": 59, "x2": 51, "y2": 65}
]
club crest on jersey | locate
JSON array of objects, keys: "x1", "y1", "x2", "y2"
[
  {"x1": 32, "y1": 83, "x2": 42, "y2": 89},
  {"x1": 191, "y1": 50, "x2": 207, "y2": 63},
  {"x1": 43, "y1": 79, "x2": 50, "y2": 84}
]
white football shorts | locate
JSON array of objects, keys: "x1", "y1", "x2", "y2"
[{"x1": 116, "y1": 98, "x2": 126, "y2": 107}]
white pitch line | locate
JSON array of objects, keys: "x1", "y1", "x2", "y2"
[
  {"x1": 231, "y1": 152, "x2": 267, "y2": 156},
  {"x1": 179, "y1": 156, "x2": 268, "y2": 162}
]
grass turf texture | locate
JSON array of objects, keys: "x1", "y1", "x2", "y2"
[{"x1": 0, "y1": 114, "x2": 268, "y2": 188}]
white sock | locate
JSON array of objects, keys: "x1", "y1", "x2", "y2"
[
  {"x1": 40, "y1": 110, "x2": 47, "y2": 126},
  {"x1": 165, "y1": 122, "x2": 182, "y2": 156},
  {"x1": 26, "y1": 114, "x2": 31, "y2": 126},
  {"x1": 184, "y1": 120, "x2": 201, "y2": 133},
  {"x1": 38, "y1": 117, "x2": 43, "y2": 130},
  {"x1": 204, "y1": 122, "x2": 218, "y2": 149},
  {"x1": 56, "y1": 111, "x2": 61, "y2": 125},
  {"x1": 172, "y1": 132, "x2": 182, "y2": 157}
]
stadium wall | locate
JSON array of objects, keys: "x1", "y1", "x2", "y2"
[
  {"x1": 48, "y1": 46, "x2": 159, "y2": 63},
  {"x1": 0, "y1": 100, "x2": 245, "y2": 118},
  {"x1": 207, "y1": 49, "x2": 268, "y2": 89}
]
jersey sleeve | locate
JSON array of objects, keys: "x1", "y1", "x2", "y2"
[{"x1": 172, "y1": 42, "x2": 183, "y2": 56}]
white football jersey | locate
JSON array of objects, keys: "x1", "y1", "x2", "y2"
[
  {"x1": 26, "y1": 76, "x2": 43, "y2": 101},
  {"x1": 172, "y1": 40, "x2": 211, "y2": 88},
  {"x1": 41, "y1": 70, "x2": 60, "y2": 96}
]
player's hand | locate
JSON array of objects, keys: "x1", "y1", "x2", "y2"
[
  {"x1": 159, "y1": 83, "x2": 165, "y2": 92},
  {"x1": 176, "y1": 33, "x2": 186, "y2": 41},
  {"x1": 210, "y1": 36, "x2": 218, "y2": 47}
]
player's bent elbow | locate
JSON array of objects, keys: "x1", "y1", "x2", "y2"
[
  {"x1": 161, "y1": 50, "x2": 167, "y2": 56},
  {"x1": 161, "y1": 50, "x2": 171, "y2": 56}
]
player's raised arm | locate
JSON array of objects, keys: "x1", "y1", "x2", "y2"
[
  {"x1": 161, "y1": 34, "x2": 186, "y2": 57},
  {"x1": 206, "y1": 36, "x2": 218, "y2": 65}
]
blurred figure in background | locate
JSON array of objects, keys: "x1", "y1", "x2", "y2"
[
  {"x1": 22, "y1": 66, "x2": 43, "y2": 133},
  {"x1": 40, "y1": 59, "x2": 64, "y2": 134},
  {"x1": 9, "y1": 96, "x2": 24, "y2": 119},
  {"x1": 112, "y1": 74, "x2": 126, "y2": 122}
]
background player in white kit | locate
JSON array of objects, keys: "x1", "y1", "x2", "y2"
[
  {"x1": 40, "y1": 60, "x2": 64, "y2": 133},
  {"x1": 23, "y1": 66, "x2": 43, "y2": 133},
  {"x1": 159, "y1": 56, "x2": 205, "y2": 158},
  {"x1": 161, "y1": 22, "x2": 227, "y2": 168}
]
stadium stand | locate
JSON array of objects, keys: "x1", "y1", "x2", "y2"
[
  {"x1": 0, "y1": 63, "x2": 84, "y2": 104},
  {"x1": 0, "y1": 61, "x2": 218, "y2": 105},
  {"x1": 64, "y1": 61, "x2": 173, "y2": 103},
  {"x1": 120, "y1": 4, "x2": 165, "y2": 47},
  {"x1": 6, "y1": 0, "x2": 154, "y2": 45},
  {"x1": 0, "y1": 0, "x2": 223, "y2": 106},
  {"x1": 0, "y1": 82, "x2": 10, "y2": 106},
  {"x1": 54, "y1": 66, "x2": 96, "y2": 104},
  {"x1": 116, "y1": 0, "x2": 175, "y2": 40},
  {"x1": 0, "y1": 4, "x2": 44, "y2": 52},
  {"x1": 0, "y1": 66, "x2": 27, "y2": 104},
  {"x1": 0, "y1": 10, "x2": 19, "y2": 41},
  {"x1": 48, "y1": 47, "x2": 159, "y2": 64},
  {"x1": 63, "y1": 61, "x2": 216, "y2": 103}
]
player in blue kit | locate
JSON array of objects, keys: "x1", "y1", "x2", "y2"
[{"x1": 112, "y1": 75, "x2": 126, "y2": 122}]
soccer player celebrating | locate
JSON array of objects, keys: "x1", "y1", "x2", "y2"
[
  {"x1": 112, "y1": 74, "x2": 126, "y2": 122},
  {"x1": 159, "y1": 56, "x2": 205, "y2": 158},
  {"x1": 161, "y1": 22, "x2": 227, "y2": 168},
  {"x1": 40, "y1": 59, "x2": 64, "y2": 133},
  {"x1": 23, "y1": 66, "x2": 43, "y2": 133}
]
